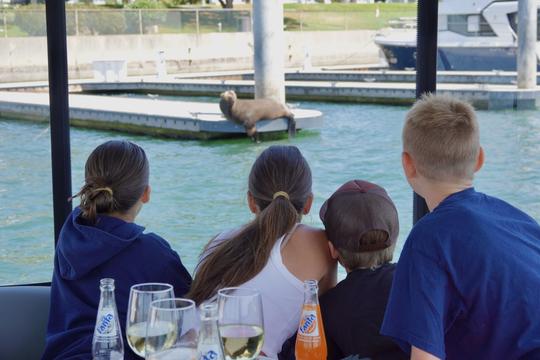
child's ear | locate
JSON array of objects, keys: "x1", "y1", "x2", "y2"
[
  {"x1": 247, "y1": 191, "x2": 259, "y2": 214},
  {"x1": 402, "y1": 151, "x2": 417, "y2": 179},
  {"x1": 474, "y1": 146, "x2": 485, "y2": 173},
  {"x1": 327, "y1": 241, "x2": 340, "y2": 260},
  {"x1": 141, "y1": 185, "x2": 151, "y2": 204},
  {"x1": 302, "y1": 193, "x2": 314, "y2": 215}
]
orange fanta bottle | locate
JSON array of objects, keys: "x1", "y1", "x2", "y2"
[{"x1": 295, "y1": 279, "x2": 327, "y2": 360}]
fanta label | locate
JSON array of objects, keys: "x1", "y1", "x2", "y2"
[
  {"x1": 298, "y1": 310, "x2": 319, "y2": 337},
  {"x1": 94, "y1": 308, "x2": 117, "y2": 338},
  {"x1": 200, "y1": 350, "x2": 218, "y2": 360}
]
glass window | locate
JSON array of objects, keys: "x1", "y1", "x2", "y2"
[{"x1": 447, "y1": 14, "x2": 496, "y2": 37}]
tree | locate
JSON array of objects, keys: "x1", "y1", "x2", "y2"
[{"x1": 218, "y1": 0, "x2": 234, "y2": 8}]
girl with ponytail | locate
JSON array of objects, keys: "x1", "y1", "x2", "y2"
[
  {"x1": 43, "y1": 140, "x2": 192, "y2": 360},
  {"x1": 189, "y1": 145, "x2": 336, "y2": 359}
]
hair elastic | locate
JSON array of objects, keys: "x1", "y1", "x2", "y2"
[
  {"x1": 273, "y1": 191, "x2": 289, "y2": 200},
  {"x1": 95, "y1": 187, "x2": 114, "y2": 196}
]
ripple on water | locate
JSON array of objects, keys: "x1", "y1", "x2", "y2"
[{"x1": 0, "y1": 100, "x2": 539, "y2": 284}]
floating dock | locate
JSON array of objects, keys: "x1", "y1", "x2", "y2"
[
  {"x1": 0, "y1": 91, "x2": 322, "y2": 140},
  {"x1": 1, "y1": 69, "x2": 539, "y2": 117},
  {"x1": 178, "y1": 69, "x2": 540, "y2": 86},
  {"x1": 67, "y1": 77, "x2": 539, "y2": 110}
]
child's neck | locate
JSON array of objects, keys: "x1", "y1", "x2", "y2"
[
  {"x1": 418, "y1": 179, "x2": 473, "y2": 211},
  {"x1": 109, "y1": 211, "x2": 136, "y2": 223},
  {"x1": 108, "y1": 203, "x2": 142, "y2": 223}
]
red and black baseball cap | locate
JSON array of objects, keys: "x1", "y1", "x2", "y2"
[{"x1": 319, "y1": 180, "x2": 399, "y2": 252}]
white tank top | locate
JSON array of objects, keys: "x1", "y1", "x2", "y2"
[{"x1": 198, "y1": 227, "x2": 304, "y2": 359}]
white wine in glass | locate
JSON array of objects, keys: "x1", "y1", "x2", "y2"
[
  {"x1": 127, "y1": 321, "x2": 177, "y2": 355},
  {"x1": 218, "y1": 287, "x2": 264, "y2": 360},
  {"x1": 146, "y1": 347, "x2": 198, "y2": 360},
  {"x1": 126, "y1": 283, "x2": 174, "y2": 357},
  {"x1": 145, "y1": 298, "x2": 199, "y2": 360},
  {"x1": 220, "y1": 324, "x2": 264, "y2": 360}
]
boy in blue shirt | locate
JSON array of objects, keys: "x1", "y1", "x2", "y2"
[{"x1": 381, "y1": 94, "x2": 540, "y2": 359}]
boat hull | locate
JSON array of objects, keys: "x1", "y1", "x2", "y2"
[{"x1": 379, "y1": 43, "x2": 540, "y2": 71}]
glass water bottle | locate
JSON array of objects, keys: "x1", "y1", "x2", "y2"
[
  {"x1": 92, "y1": 278, "x2": 124, "y2": 360},
  {"x1": 197, "y1": 302, "x2": 225, "y2": 360}
]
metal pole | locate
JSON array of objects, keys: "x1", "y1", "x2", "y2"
[
  {"x1": 413, "y1": 0, "x2": 438, "y2": 224},
  {"x1": 195, "y1": 9, "x2": 200, "y2": 37},
  {"x1": 139, "y1": 9, "x2": 143, "y2": 35},
  {"x1": 45, "y1": 0, "x2": 72, "y2": 244},
  {"x1": 3, "y1": 9, "x2": 7, "y2": 38},
  {"x1": 253, "y1": 0, "x2": 286, "y2": 103},
  {"x1": 75, "y1": 9, "x2": 79, "y2": 36},
  {"x1": 517, "y1": 0, "x2": 537, "y2": 89}
]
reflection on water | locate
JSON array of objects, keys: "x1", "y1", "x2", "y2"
[{"x1": 0, "y1": 100, "x2": 539, "y2": 284}]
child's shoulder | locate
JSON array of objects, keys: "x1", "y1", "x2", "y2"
[
  {"x1": 134, "y1": 232, "x2": 178, "y2": 257},
  {"x1": 289, "y1": 224, "x2": 329, "y2": 255}
]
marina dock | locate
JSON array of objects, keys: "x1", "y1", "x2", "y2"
[
  {"x1": 2, "y1": 69, "x2": 538, "y2": 110},
  {"x1": 73, "y1": 77, "x2": 540, "y2": 110},
  {"x1": 1, "y1": 70, "x2": 539, "y2": 138},
  {"x1": 0, "y1": 91, "x2": 322, "y2": 140}
]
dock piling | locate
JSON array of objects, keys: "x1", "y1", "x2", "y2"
[
  {"x1": 517, "y1": 0, "x2": 537, "y2": 89},
  {"x1": 253, "y1": 0, "x2": 286, "y2": 103}
]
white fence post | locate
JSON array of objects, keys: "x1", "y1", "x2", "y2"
[
  {"x1": 138, "y1": 9, "x2": 143, "y2": 35},
  {"x1": 75, "y1": 9, "x2": 79, "y2": 36},
  {"x1": 195, "y1": 9, "x2": 200, "y2": 37},
  {"x1": 3, "y1": 10, "x2": 7, "y2": 38}
]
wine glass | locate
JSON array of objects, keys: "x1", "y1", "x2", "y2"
[
  {"x1": 217, "y1": 287, "x2": 264, "y2": 360},
  {"x1": 144, "y1": 298, "x2": 199, "y2": 360},
  {"x1": 126, "y1": 283, "x2": 174, "y2": 358}
]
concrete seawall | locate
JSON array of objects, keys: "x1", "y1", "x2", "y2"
[{"x1": 0, "y1": 30, "x2": 380, "y2": 83}]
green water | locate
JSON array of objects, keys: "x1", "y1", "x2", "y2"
[{"x1": 1, "y1": 99, "x2": 539, "y2": 284}]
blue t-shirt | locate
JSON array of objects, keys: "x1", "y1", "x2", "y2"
[{"x1": 381, "y1": 188, "x2": 540, "y2": 359}]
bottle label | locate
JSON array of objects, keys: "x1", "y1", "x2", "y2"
[
  {"x1": 94, "y1": 308, "x2": 117, "y2": 338},
  {"x1": 200, "y1": 349, "x2": 219, "y2": 360},
  {"x1": 298, "y1": 310, "x2": 319, "y2": 337}
]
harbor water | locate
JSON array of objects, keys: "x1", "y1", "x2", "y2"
[{"x1": 1, "y1": 98, "x2": 539, "y2": 284}]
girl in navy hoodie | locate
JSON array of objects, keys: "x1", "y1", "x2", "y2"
[{"x1": 42, "y1": 140, "x2": 192, "y2": 360}]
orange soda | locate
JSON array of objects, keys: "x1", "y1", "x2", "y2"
[{"x1": 295, "y1": 280, "x2": 327, "y2": 360}]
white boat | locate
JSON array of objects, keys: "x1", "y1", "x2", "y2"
[{"x1": 375, "y1": 0, "x2": 540, "y2": 71}]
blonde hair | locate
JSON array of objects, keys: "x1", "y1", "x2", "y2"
[
  {"x1": 403, "y1": 93, "x2": 480, "y2": 182},
  {"x1": 337, "y1": 230, "x2": 395, "y2": 269}
]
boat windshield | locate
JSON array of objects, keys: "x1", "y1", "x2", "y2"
[{"x1": 507, "y1": 11, "x2": 540, "y2": 40}]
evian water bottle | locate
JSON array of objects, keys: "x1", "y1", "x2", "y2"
[
  {"x1": 197, "y1": 302, "x2": 225, "y2": 360},
  {"x1": 92, "y1": 278, "x2": 124, "y2": 360}
]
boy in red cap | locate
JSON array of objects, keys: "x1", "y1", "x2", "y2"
[{"x1": 319, "y1": 180, "x2": 407, "y2": 360}]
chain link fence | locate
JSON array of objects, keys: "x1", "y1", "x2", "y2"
[{"x1": 0, "y1": 8, "x2": 413, "y2": 37}]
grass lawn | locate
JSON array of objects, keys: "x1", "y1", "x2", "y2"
[
  {"x1": 1, "y1": 3, "x2": 417, "y2": 37},
  {"x1": 284, "y1": 3, "x2": 416, "y2": 31}
]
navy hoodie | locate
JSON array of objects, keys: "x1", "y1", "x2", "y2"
[{"x1": 42, "y1": 208, "x2": 192, "y2": 360}]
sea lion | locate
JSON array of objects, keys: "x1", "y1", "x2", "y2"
[{"x1": 219, "y1": 90, "x2": 296, "y2": 139}]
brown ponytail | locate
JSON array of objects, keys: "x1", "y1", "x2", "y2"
[
  {"x1": 188, "y1": 145, "x2": 312, "y2": 304},
  {"x1": 73, "y1": 140, "x2": 149, "y2": 224}
]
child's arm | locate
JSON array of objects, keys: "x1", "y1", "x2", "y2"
[{"x1": 411, "y1": 346, "x2": 441, "y2": 360}]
